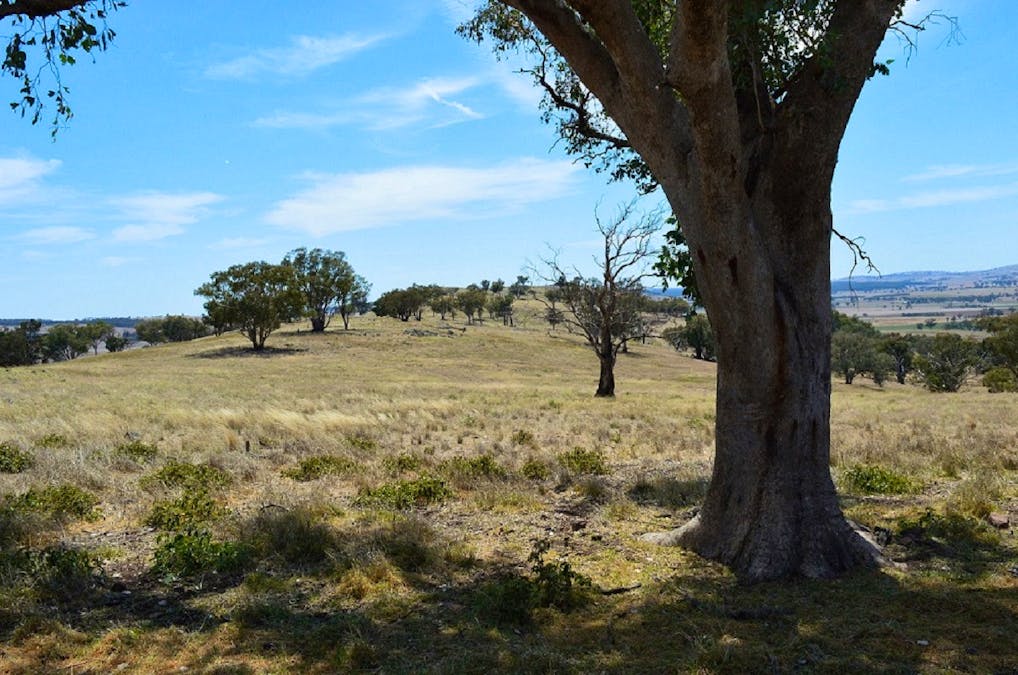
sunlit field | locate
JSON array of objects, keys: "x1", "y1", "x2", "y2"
[{"x1": 1, "y1": 307, "x2": 1015, "y2": 673}]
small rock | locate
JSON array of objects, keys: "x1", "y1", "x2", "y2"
[
  {"x1": 987, "y1": 512, "x2": 1010, "y2": 529},
  {"x1": 157, "y1": 599, "x2": 167, "y2": 607},
  {"x1": 916, "y1": 640, "x2": 930, "y2": 647}
]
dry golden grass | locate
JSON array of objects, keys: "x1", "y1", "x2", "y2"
[{"x1": 0, "y1": 309, "x2": 1015, "y2": 673}]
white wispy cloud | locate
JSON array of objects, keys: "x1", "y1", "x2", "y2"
[
  {"x1": 0, "y1": 156, "x2": 61, "y2": 204},
  {"x1": 253, "y1": 76, "x2": 484, "y2": 131},
  {"x1": 112, "y1": 224, "x2": 185, "y2": 243},
  {"x1": 845, "y1": 182, "x2": 1018, "y2": 214},
  {"x1": 265, "y1": 158, "x2": 580, "y2": 235},
  {"x1": 903, "y1": 163, "x2": 1018, "y2": 182},
  {"x1": 205, "y1": 34, "x2": 387, "y2": 80},
  {"x1": 17, "y1": 226, "x2": 96, "y2": 245},
  {"x1": 109, "y1": 191, "x2": 224, "y2": 242}
]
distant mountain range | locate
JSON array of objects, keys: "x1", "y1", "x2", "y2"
[{"x1": 830, "y1": 264, "x2": 1018, "y2": 294}]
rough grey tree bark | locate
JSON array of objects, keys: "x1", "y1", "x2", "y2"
[{"x1": 499, "y1": 0, "x2": 903, "y2": 581}]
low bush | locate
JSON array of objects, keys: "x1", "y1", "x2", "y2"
[
  {"x1": 141, "y1": 461, "x2": 231, "y2": 491},
  {"x1": 439, "y1": 454, "x2": 507, "y2": 481},
  {"x1": 145, "y1": 491, "x2": 226, "y2": 531},
  {"x1": 116, "y1": 440, "x2": 158, "y2": 462},
  {"x1": 557, "y1": 447, "x2": 609, "y2": 476},
  {"x1": 354, "y1": 475, "x2": 452, "y2": 510},
  {"x1": 520, "y1": 458, "x2": 551, "y2": 480},
  {"x1": 6, "y1": 484, "x2": 101, "y2": 521},
  {"x1": 34, "y1": 434, "x2": 70, "y2": 449},
  {"x1": 0, "y1": 441, "x2": 32, "y2": 473},
  {"x1": 281, "y1": 455, "x2": 355, "y2": 482},
  {"x1": 152, "y1": 529, "x2": 251, "y2": 578},
  {"x1": 510, "y1": 429, "x2": 537, "y2": 448},
  {"x1": 382, "y1": 452, "x2": 422, "y2": 475}
]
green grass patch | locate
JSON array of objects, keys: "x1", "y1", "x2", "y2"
[
  {"x1": 842, "y1": 464, "x2": 917, "y2": 495},
  {"x1": 0, "y1": 441, "x2": 33, "y2": 473},
  {"x1": 281, "y1": 454, "x2": 355, "y2": 481},
  {"x1": 346, "y1": 435, "x2": 377, "y2": 452},
  {"x1": 354, "y1": 475, "x2": 453, "y2": 510}
]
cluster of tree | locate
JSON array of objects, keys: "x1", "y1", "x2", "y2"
[
  {"x1": 135, "y1": 315, "x2": 210, "y2": 344},
  {"x1": 0, "y1": 320, "x2": 125, "y2": 366},
  {"x1": 195, "y1": 248, "x2": 370, "y2": 350},
  {"x1": 829, "y1": 311, "x2": 1018, "y2": 393},
  {"x1": 661, "y1": 314, "x2": 715, "y2": 362},
  {"x1": 374, "y1": 282, "x2": 521, "y2": 327}
]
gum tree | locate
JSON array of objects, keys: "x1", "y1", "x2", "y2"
[{"x1": 462, "y1": 1, "x2": 942, "y2": 581}]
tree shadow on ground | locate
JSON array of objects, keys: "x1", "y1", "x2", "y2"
[
  {"x1": 2, "y1": 509, "x2": 1015, "y2": 674},
  {"x1": 190, "y1": 345, "x2": 307, "y2": 360}
]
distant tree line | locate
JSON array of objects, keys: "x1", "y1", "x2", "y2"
[
  {"x1": 0, "y1": 319, "x2": 126, "y2": 366},
  {"x1": 827, "y1": 310, "x2": 1018, "y2": 393}
]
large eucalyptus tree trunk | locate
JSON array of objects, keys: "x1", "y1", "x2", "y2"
[{"x1": 499, "y1": 0, "x2": 901, "y2": 581}]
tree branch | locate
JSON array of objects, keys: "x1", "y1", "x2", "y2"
[{"x1": 0, "y1": 0, "x2": 88, "y2": 20}]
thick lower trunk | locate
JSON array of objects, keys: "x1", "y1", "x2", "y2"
[
  {"x1": 311, "y1": 316, "x2": 326, "y2": 332},
  {"x1": 646, "y1": 230, "x2": 883, "y2": 581},
  {"x1": 595, "y1": 354, "x2": 615, "y2": 397}
]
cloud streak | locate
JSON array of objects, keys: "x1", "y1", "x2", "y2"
[
  {"x1": 0, "y1": 156, "x2": 61, "y2": 205},
  {"x1": 902, "y1": 163, "x2": 1018, "y2": 182},
  {"x1": 844, "y1": 182, "x2": 1018, "y2": 215},
  {"x1": 16, "y1": 226, "x2": 95, "y2": 245},
  {"x1": 205, "y1": 34, "x2": 387, "y2": 80},
  {"x1": 110, "y1": 191, "x2": 224, "y2": 242},
  {"x1": 266, "y1": 158, "x2": 580, "y2": 235},
  {"x1": 254, "y1": 76, "x2": 484, "y2": 131}
]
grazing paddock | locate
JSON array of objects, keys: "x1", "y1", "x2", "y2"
[{"x1": 0, "y1": 313, "x2": 1015, "y2": 673}]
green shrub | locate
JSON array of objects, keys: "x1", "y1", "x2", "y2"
[
  {"x1": 281, "y1": 455, "x2": 355, "y2": 482},
  {"x1": 354, "y1": 475, "x2": 452, "y2": 510},
  {"x1": 0, "y1": 441, "x2": 32, "y2": 473},
  {"x1": 842, "y1": 464, "x2": 916, "y2": 495},
  {"x1": 557, "y1": 447, "x2": 608, "y2": 475},
  {"x1": 473, "y1": 538, "x2": 593, "y2": 626},
  {"x1": 439, "y1": 454, "x2": 507, "y2": 481},
  {"x1": 146, "y1": 491, "x2": 226, "y2": 531},
  {"x1": 382, "y1": 452, "x2": 423, "y2": 475},
  {"x1": 6, "y1": 484, "x2": 101, "y2": 521},
  {"x1": 982, "y1": 367, "x2": 1018, "y2": 393},
  {"x1": 520, "y1": 458, "x2": 551, "y2": 480},
  {"x1": 34, "y1": 434, "x2": 70, "y2": 449},
  {"x1": 152, "y1": 529, "x2": 251, "y2": 578},
  {"x1": 116, "y1": 440, "x2": 159, "y2": 461},
  {"x1": 32, "y1": 546, "x2": 102, "y2": 600},
  {"x1": 141, "y1": 461, "x2": 231, "y2": 491},
  {"x1": 475, "y1": 574, "x2": 538, "y2": 625}
]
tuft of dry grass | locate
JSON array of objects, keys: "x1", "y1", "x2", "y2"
[{"x1": 0, "y1": 310, "x2": 1014, "y2": 672}]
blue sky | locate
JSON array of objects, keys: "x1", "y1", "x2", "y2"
[{"x1": 1, "y1": 0, "x2": 1015, "y2": 319}]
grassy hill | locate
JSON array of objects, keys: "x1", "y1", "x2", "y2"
[{"x1": 0, "y1": 311, "x2": 1015, "y2": 673}]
